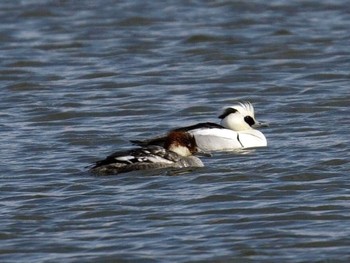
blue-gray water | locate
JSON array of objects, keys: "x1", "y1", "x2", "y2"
[{"x1": 1, "y1": 1, "x2": 350, "y2": 262}]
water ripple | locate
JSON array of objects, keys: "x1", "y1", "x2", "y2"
[{"x1": 1, "y1": 0, "x2": 350, "y2": 262}]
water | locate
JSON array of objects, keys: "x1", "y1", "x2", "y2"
[{"x1": 1, "y1": 0, "x2": 350, "y2": 262}]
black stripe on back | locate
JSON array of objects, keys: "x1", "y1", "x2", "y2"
[{"x1": 173, "y1": 122, "x2": 224, "y2": 132}]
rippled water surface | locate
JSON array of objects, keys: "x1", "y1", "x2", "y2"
[{"x1": 1, "y1": 1, "x2": 350, "y2": 262}]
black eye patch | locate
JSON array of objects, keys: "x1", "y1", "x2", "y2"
[
  {"x1": 244, "y1": 116, "x2": 255, "y2": 126},
  {"x1": 218, "y1": 108, "x2": 237, "y2": 119}
]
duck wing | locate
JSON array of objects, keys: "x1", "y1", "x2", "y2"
[{"x1": 91, "y1": 145, "x2": 179, "y2": 169}]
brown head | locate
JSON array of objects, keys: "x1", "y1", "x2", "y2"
[{"x1": 164, "y1": 131, "x2": 198, "y2": 156}]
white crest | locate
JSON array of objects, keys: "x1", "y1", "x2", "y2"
[{"x1": 229, "y1": 101, "x2": 255, "y2": 118}]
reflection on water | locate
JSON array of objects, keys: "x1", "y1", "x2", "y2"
[{"x1": 1, "y1": 0, "x2": 350, "y2": 262}]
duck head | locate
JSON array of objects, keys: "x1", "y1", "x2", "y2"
[{"x1": 218, "y1": 101, "x2": 268, "y2": 131}]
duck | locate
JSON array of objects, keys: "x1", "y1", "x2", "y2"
[
  {"x1": 131, "y1": 101, "x2": 268, "y2": 152},
  {"x1": 90, "y1": 131, "x2": 204, "y2": 175}
]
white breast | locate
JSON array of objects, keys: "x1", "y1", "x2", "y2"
[{"x1": 238, "y1": 130, "x2": 267, "y2": 148}]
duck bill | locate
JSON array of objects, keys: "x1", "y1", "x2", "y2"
[{"x1": 252, "y1": 121, "x2": 269, "y2": 128}]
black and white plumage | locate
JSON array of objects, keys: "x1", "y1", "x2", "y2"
[
  {"x1": 90, "y1": 131, "x2": 204, "y2": 175},
  {"x1": 131, "y1": 102, "x2": 268, "y2": 151}
]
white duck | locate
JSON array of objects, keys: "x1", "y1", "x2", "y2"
[{"x1": 132, "y1": 102, "x2": 268, "y2": 152}]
